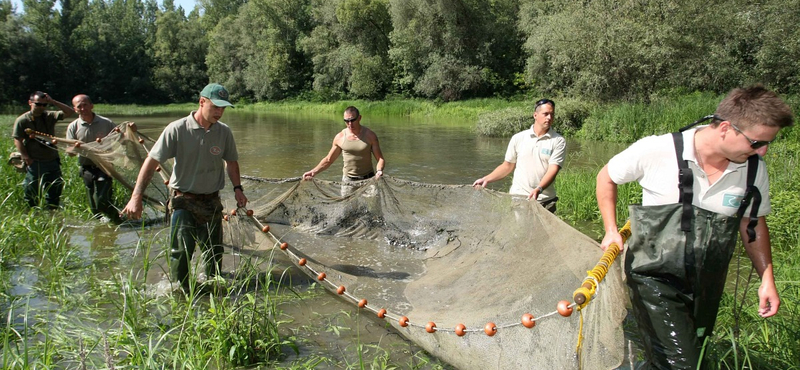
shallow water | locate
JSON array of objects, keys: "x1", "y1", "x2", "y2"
[{"x1": 28, "y1": 110, "x2": 628, "y2": 368}]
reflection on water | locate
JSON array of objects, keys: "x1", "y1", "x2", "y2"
[{"x1": 38, "y1": 110, "x2": 629, "y2": 367}]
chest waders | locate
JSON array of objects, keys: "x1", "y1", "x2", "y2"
[{"x1": 624, "y1": 125, "x2": 761, "y2": 370}]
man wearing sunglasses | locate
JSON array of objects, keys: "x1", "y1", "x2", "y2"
[
  {"x1": 473, "y1": 99, "x2": 566, "y2": 213},
  {"x1": 303, "y1": 106, "x2": 386, "y2": 195},
  {"x1": 596, "y1": 85, "x2": 793, "y2": 369},
  {"x1": 12, "y1": 91, "x2": 75, "y2": 209}
]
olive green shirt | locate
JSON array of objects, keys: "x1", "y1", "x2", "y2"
[{"x1": 12, "y1": 110, "x2": 66, "y2": 161}]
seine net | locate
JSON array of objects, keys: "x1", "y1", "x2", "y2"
[{"x1": 29, "y1": 125, "x2": 628, "y2": 370}]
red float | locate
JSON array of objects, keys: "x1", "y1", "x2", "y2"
[
  {"x1": 337, "y1": 286, "x2": 346, "y2": 295},
  {"x1": 484, "y1": 322, "x2": 497, "y2": 336},
  {"x1": 246, "y1": 210, "x2": 254, "y2": 217},
  {"x1": 298, "y1": 258, "x2": 307, "y2": 266},
  {"x1": 280, "y1": 242, "x2": 289, "y2": 250},
  {"x1": 399, "y1": 316, "x2": 409, "y2": 327},
  {"x1": 377, "y1": 309, "x2": 387, "y2": 319},
  {"x1": 357, "y1": 299, "x2": 367, "y2": 308},
  {"x1": 262, "y1": 225, "x2": 270, "y2": 233},
  {"x1": 317, "y1": 272, "x2": 326, "y2": 281},
  {"x1": 522, "y1": 313, "x2": 536, "y2": 328},
  {"x1": 557, "y1": 300, "x2": 573, "y2": 317},
  {"x1": 455, "y1": 324, "x2": 467, "y2": 337},
  {"x1": 95, "y1": 138, "x2": 101, "y2": 143},
  {"x1": 425, "y1": 322, "x2": 436, "y2": 333}
]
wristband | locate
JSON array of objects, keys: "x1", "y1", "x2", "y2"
[
  {"x1": 535, "y1": 186, "x2": 543, "y2": 192},
  {"x1": 233, "y1": 185, "x2": 244, "y2": 192}
]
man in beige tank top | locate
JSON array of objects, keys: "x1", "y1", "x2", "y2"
[{"x1": 303, "y1": 106, "x2": 385, "y2": 195}]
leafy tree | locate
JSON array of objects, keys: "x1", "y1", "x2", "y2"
[
  {"x1": 206, "y1": 0, "x2": 313, "y2": 101},
  {"x1": 152, "y1": 2, "x2": 208, "y2": 101},
  {"x1": 298, "y1": 0, "x2": 392, "y2": 99},
  {"x1": 388, "y1": 0, "x2": 522, "y2": 101}
]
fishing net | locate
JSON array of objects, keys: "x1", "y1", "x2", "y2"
[{"x1": 27, "y1": 126, "x2": 628, "y2": 370}]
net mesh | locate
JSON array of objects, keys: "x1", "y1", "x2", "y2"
[{"x1": 27, "y1": 125, "x2": 628, "y2": 370}]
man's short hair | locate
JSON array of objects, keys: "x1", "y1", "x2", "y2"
[
  {"x1": 714, "y1": 85, "x2": 794, "y2": 130},
  {"x1": 73, "y1": 94, "x2": 93, "y2": 105},
  {"x1": 344, "y1": 106, "x2": 360, "y2": 117},
  {"x1": 534, "y1": 99, "x2": 555, "y2": 112},
  {"x1": 30, "y1": 91, "x2": 45, "y2": 101}
]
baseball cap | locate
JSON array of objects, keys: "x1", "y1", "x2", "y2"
[{"x1": 200, "y1": 83, "x2": 234, "y2": 108}]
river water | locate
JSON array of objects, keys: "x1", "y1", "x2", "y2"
[{"x1": 59, "y1": 110, "x2": 625, "y2": 368}]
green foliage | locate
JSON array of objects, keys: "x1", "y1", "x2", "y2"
[
  {"x1": 206, "y1": 0, "x2": 313, "y2": 101},
  {"x1": 152, "y1": 5, "x2": 208, "y2": 101},
  {"x1": 388, "y1": 0, "x2": 522, "y2": 101}
]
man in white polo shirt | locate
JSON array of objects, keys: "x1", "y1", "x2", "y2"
[
  {"x1": 473, "y1": 99, "x2": 566, "y2": 213},
  {"x1": 596, "y1": 85, "x2": 793, "y2": 369},
  {"x1": 122, "y1": 83, "x2": 248, "y2": 293}
]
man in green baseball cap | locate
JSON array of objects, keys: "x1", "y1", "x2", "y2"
[
  {"x1": 200, "y1": 83, "x2": 234, "y2": 108},
  {"x1": 123, "y1": 82, "x2": 246, "y2": 294}
]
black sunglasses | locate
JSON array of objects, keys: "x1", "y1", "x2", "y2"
[
  {"x1": 344, "y1": 117, "x2": 359, "y2": 123},
  {"x1": 728, "y1": 121, "x2": 774, "y2": 149},
  {"x1": 33, "y1": 102, "x2": 47, "y2": 107},
  {"x1": 534, "y1": 99, "x2": 555, "y2": 110}
]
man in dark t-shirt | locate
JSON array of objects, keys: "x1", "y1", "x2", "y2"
[{"x1": 11, "y1": 91, "x2": 75, "y2": 209}]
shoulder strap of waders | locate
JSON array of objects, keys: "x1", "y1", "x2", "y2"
[
  {"x1": 672, "y1": 131, "x2": 694, "y2": 233},
  {"x1": 736, "y1": 155, "x2": 761, "y2": 243}
]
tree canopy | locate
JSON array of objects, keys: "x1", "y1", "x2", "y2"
[{"x1": 2, "y1": 0, "x2": 799, "y2": 105}]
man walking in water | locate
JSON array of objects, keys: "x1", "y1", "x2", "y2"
[
  {"x1": 303, "y1": 106, "x2": 386, "y2": 195},
  {"x1": 122, "y1": 83, "x2": 247, "y2": 293}
]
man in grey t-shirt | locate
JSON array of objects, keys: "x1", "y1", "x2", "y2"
[
  {"x1": 66, "y1": 94, "x2": 120, "y2": 222},
  {"x1": 122, "y1": 83, "x2": 248, "y2": 293}
]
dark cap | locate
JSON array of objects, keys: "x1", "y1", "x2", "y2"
[{"x1": 200, "y1": 83, "x2": 234, "y2": 108}]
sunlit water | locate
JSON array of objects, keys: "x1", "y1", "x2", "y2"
[{"x1": 22, "y1": 110, "x2": 631, "y2": 368}]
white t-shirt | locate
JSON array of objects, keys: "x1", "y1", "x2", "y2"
[
  {"x1": 607, "y1": 127, "x2": 771, "y2": 217},
  {"x1": 505, "y1": 126, "x2": 567, "y2": 201}
]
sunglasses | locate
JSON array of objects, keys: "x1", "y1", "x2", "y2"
[
  {"x1": 33, "y1": 102, "x2": 47, "y2": 107},
  {"x1": 343, "y1": 117, "x2": 358, "y2": 123},
  {"x1": 729, "y1": 122, "x2": 774, "y2": 149},
  {"x1": 534, "y1": 99, "x2": 555, "y2": 110}
]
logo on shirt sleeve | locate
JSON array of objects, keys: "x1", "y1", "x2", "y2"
[{"x1": 722, "y1": 193, "x2": 744, "y2": 208}]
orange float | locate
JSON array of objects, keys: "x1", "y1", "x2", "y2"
[
  {"x1": 399, "y1": 316, "x2": 409, "y2": 327},
  {"x1": 484, "y1": 322, "x2": 497, "y2": 336},
  {"x1": 230, "y1": 209, "x2": 237, "y2": 216},
  {"x1": 280, "y1": 242, "x2": 289, "y2": 250},
  {"x1": 95, "y1": 138, "x2": 101, "y2": 143},
  {"x1": 138, "y1": 138, "x2": 144, "y2": 144},
  {"x1": 357, "y1": 299, "x2": 367, "y2": 308},
  {"x1": 51, "y1": 139, "x2": 58, "y2": 145},
  {"x1": 377, "y1": 309, "x2": 387, "y2": 319},
  {"x1": 455, "y1": 324, "x2": 466, "y2": 337},
  {"x1": 557, "y1": 300, "x2": 573, "y2": 317},
  {"x1": 336, "y1": 285, "x2": 346, "y2": 295},
  {"x1": 317, "y1": 272, "x2": 326, "y2": 281},
  {"x1": 425, "y1": 322, "x2": 436, "y2": 333},
  {"x1": 262, "y1": 225, "x2": 270, "y2": 233},
  {"x1": 298, "y1": 258, "x2": 307, "y2": 266},
  {"x1": 522, "y1": 313, "x2": 536, "y2": 328},
  {"x1": 246, "y1": 210, "x2": 254, "y2": 217}
]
